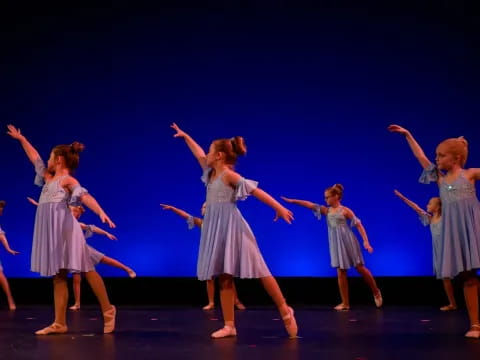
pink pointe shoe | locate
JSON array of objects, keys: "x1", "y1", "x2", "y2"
[
  {"x1": 334, "y1": 303, "x2": 350, "y2": 311},
  {"x1": 282, "y1": 306, "x2": 298, "y2": 338},
  {"x1": 35, "y1": 323, "x2": 68, "y2": 335},
  {"x1": 234, "y1": 301, "x2": 246, "y2": 310},
  {"x1": 211, "y1": 325, "x2": 237, "y2": 339},
  {"x1": 202, "y1": 303, "x2": 215, "y2": 310},
  {"x1": 103, "y1": 305, "x2": 116, "y2": 333},
  {"x1": 465, "y1": 324, "x2": 480, "y2": 339},
  {"x1": 374, "y1": 290, "x2": 383, "y2": 308},
  {"x1": 69, "y1": 304, "x2": 80, "y2": 311}
]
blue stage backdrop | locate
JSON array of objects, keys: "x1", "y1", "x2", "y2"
[{"x1": 1, "y1": 3, "x2": 479, "y2": 277}]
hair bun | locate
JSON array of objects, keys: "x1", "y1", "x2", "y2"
[
  {"x1": 333, "y1": 183, "x2": 344, "y2": 191},
  {"x1": 230, "y1": 136, "x2": 247, "y2": 156},
  {"x1": 457, "y1": 136, "x2": 468, "y2": 147},
  {"x1": 70, "y1": 142, "x2": 85, "y2": 154}
]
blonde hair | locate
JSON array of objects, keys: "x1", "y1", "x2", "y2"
[
  {"x1": 326, "y1": 183, "x2": 344, "y2": 200},
  {"x1": 438, "y1": 136, "x2": 468, "y2": 167}
]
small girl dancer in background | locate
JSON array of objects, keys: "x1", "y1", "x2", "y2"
[
  {"x1": 394, "y1": 190, "x2": 457, "y2": 311},
  {"x1": 27, "y1": 198, "x2": 136, "y2": 310},
  {"x1": 171, "y1": 123, "x2": 297, "y2": 339},
  {"x1": 0, "y1": 200, "x2": 19, "y2": 310},
  {"x1": 160, "y1": 202, "x2": 246, "y2": 310},
  {"x1": 389, "y1": 124, "x2": 480, "y2": 338},
  {"x1": 282, "y1": 184, "x2": 382, "y2": 311},
  {"x1": 70, "y1": 205, "x2": 136, "y2": 310},
  {"x1": 7, "y1": 125, "x2": 116, "y2": 335}
]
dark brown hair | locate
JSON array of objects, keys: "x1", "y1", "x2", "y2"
[
  {"x1": 52, "y1": 141, "x2": 85, "y2": 173},
  {"x1": 325, "y1": 183, "x2": 344, "y2": 200},
  {"x1": 212, "y1": 136, "x2": 247, "y2": 165},
  {"x1": 0, "y1": 200, "x2": 5, "y2": 208}
]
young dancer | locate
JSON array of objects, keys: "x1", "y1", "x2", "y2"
[
  {"x1": 27, "y1": 198, "x2": 136, "y2": 310},
  {"x1": 171, "y1": 123, "x2": 297, "y2": 339},
  {"x1": 394, "y1": 190, "x2": 457, "y2": 311},
  {"x1": 7, "y1": 124, "x2": 116, "y2": 335},
  {"x1": 389, "y1": 124, "x2": 480, "y2": 338},
  {"x1": 0, "y1": 200, "x2": 19, "y2": 310},
  {"x1": 281, "y1": 184, "x2": 382, "y2": 311},
  {"x1": 160, "y1": 202, "x2": 246, "y2": 310}
]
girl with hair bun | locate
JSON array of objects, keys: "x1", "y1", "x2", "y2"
[
  {"x1": 171, "y1": 123, "x2": 297, "y2": 339},
  {"x1": 389, "y1": 124, "x2": 480, "y2": 338},
  {"x1": 282, "y1": 184, "x2": 382, "y2": 311},
  {"x1": 7, "y1": 125, "x2": 117, "y2": 335}
]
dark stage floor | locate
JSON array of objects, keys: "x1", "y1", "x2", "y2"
[{"x1": 0, "y1": 306, "x2": 479, "y2": 360}]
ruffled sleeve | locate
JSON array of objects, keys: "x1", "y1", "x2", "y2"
[
  {"x1": 201, "y1": 168, "x2": 213, "y2": 185},
  {"x1": 312, "y1": 204, "x2": 322, "y2": 220},
  {"x1": 350, "y1": 216, "x2": 361, "y2": 228},
  {"x1": 69, "y1": 185, "x2": 88, "y2": 206},
  {"x1": 419, "y1": 163, "x2": 439, "y2": 184},
  {"x1": 34, "y1": 158, "x2": 47, "y2": 187},
  {"x1": 84, "y1": 225, "x2": 95, "y2": 239},
  {"x1": 418, "y1": 212, "x2": 431, "y2": 226},
  {"x1": 186, "y1": 215, "x2": 195, "y2": 230},
  {"x1": 234, "y1": 177, "x2": 259, "y2": 201}
]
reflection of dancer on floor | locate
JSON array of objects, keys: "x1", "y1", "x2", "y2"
[
  {"x1": 282, "y1": 184, "x2": 382, "y2": 311},
  {"x1": 161, "y1": 203, "x2": 246, "y2": 310},
  {"x1": 389, "y1": 124, "x2": 480, "y2": 338},
  {"x1": 0, "y1": 200, "x2": 19, "y2": 310},
  {"x1": 394, "y1": 190, "x2": 457, "y2": 311},
  {"x1": 171, "y1": 123, "x2": 297, "y2": 339},
  {"x1": 28, "y1": 197, "x2": 136, "y2": 310},
  {"x1": 8, "y1": 124, "x2": 116, "y2": 335}
]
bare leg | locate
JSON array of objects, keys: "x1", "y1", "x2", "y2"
[
  {"x1": 100, "y1": 256, "x2": 136, "y2": 278},
  {"x1": 356, "y1": 265, "x2": 380, "y2": 294},
  {"x1": 210, "y1": 274, "x2": 236, "y2": 338},
  {"x1": 203, "y1": 279, "x2": 215, "y2": 310},
  {"x1": 84, "y1": 271, "x2": 116, "y2": 333},
  {"x1": 69, "y1": 273, "x2": 81, "y2": 310},
  {"x1": 356, "y1": 265, "x2": 382, "y2": 307},
  {"x1": 335, "y1": 268, "x2": 349, "y2": 309},
  {"x1": 0, "y1": 271, "x2": 16, "y2": 310},
  {"x1": 462, "y1": 272, "x2": 479, "y2": 333},
  {"x1": 260, "y1": 276, "x2": 297, "y2": 338},
  {"x1": 232, "y1": 281, "x2": 246, "y2": 310},
  {"x1": 35, "y1": 269, "x2": 69, "y2": 334},
  {"x1": 440, "y1": 278, "x2": 457, "y2": 311}
]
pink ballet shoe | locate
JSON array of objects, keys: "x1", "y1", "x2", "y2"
[
  {"x1": 282, "y1": 306, "x2": 298, "y2": 338},
  {"x1": 8, "y1": 303, "x2": 16, "y2": 311},
  {"x1": 334, "y1": 303, "x2": 350, "y2": 311},
  {"x1": 465, "y1": 324, "x2": 480, "y2": 339},
  {"x1": 69, "y1": 304, "x2": 80, "y2": 311},
  {"x1": 374, "y1": 290, "x2": 383, "y2": 308},
  {"x1": 35, "y1": 323, "x2": 68, "y2": 335},
  {"x1": 439, "y1": 304, "x2": 457, "y2": 311},
  {"x1": 103, "y1": 305, "x2": 116, "y2": 333},
  {"x1": 127, "y1": 269, "x2": 136, "y2": 278},
  {"x1": 202, "y1": 303, "x2": 215, "y2": 310},
  {"x1": 234, "y1": 301, "x2": 246, "y2": 310},
  {"x1": 211, "y1": 325, "x2": 237, "y2": 339}
]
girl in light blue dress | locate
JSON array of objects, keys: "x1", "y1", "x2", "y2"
[
  {"x1": 282, "y1": 184, "x2": 382, "y2": 311},
  {"x1": 7, "y1": 125, "x2": 117, "y2": 335},
  {"x1": 0, "y1": 200, "x2": 19, "y2": 310},
  {"x1": 389, "y1": 124, "x2": 480, "y2": 338},
  {"x1": 394, "y1": 190, "x2": 457, "y2": 311},
  {"x1": 171, "y1": 123, "x2": 297, "y2": 339},
  {"x1": 160, "y1": 202, "x2": 246, "y2": 311}
]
